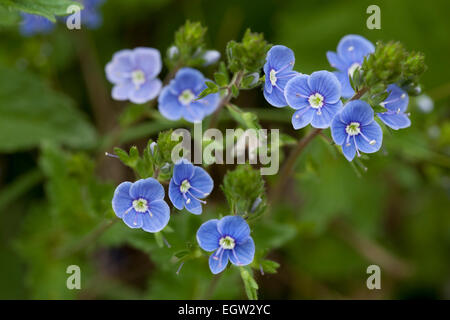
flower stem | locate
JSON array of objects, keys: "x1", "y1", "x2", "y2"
[
  {"x1": 269, "y1": 87, "x2": 369, "y2": 204},
  {"x1": 208, "y1": 70, "x2": 244, "y2": 129}
]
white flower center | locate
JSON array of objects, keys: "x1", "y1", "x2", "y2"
[
  {"x1": 346, "y1": 122, "x2": 361, "y2": 136},
  {"x1": 219, "y1": 236, "x2": 235, "y2": 249},
  {"x1": 308, "y1": 93, "x2": 324, "y2": 109},
  {"x1": 178, "y1": 89, "x2": 195, "y2": 105},
  {"x1": 132, "y1": 198, "x2": 148, "y2": 213},
  {"x1": 180, "y1": 179, "x2": 191, "y2": 193},
  {"x1": 269, "y1": 69, "x2": 277, "y2": 86},
  {"x1": 348, "y1": 63, "x2": 361, "y2": 77},
  {"x1": 131, "y1": 70, "x2": 146, "y2": 88}
]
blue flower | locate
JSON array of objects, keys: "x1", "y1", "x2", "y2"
[
  {"x1": 77, "y1": 0, "x2": 105, "y2": 29},
  {"x1": 169, "y1": 159, "x2": 213, "y2": 215},
  {"x1": 327, "y1": 35, "x2": 375, "y2": 98},
  {"x1": 331, "y1": 100, "x2": 383, "y2": 161},
  {"x1": 263, "y1": 45, "x2": 298, "y2": 107},
  {"x1": 158, "y1": 68, "x2": 220, "y2": 123},
  {"x1": 112, "y1": 178, "x2": 170, "y2": 232},
  {"x1": 20, "y1": 13, "x2": 55, "y2": 36},
  {"x1": 377, "y1": 84, "x2": 411, "y2": 130},
  {"x1": 284, "y1": 71, "x2": 343, "y2": 129},
  {"x1": 196, "y1": 216, "x2": 255, "y2": 274},
  {"x1": 105, "y1": 47, "x2": 162, "y2": 104}
]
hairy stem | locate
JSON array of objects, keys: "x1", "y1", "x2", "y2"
[{"x1": 208, "y1": 71, "x2": 244, "y2": 129}]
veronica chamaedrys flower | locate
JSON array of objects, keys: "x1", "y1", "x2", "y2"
[
  {"x1": 20, "y1": 13, "x2": 55, "y2": 36},
  {"x1": 327, "y1": 34, "x2": 375, "y2": 98},
  {"x1": 112, "y1": 178, "x2": 170, "y2": 232},
  {"x1": 377, "y1": 84, "x2": 411, "y2": 130},
  {"x1": 284, "y1": 71, "x2": 343, "y2": 129},
  {"x1": 197, "y1": 215, "x2": 255, "y2": 274},
  {"x1": 169, "y1": 159, "x2": 213, "y2": 215},
  {"x1": 331, "y1": 100, "x2": 383, "y2": 161},
  {"x1": 263, "y1": 45, "x2": 298, "y2": 107},
  {"x1": 105, "y1": 47, "x2": 162, "y2": 104},
  {"x1": 158, "y1": 68, "x2": 220, "y2": 123}
]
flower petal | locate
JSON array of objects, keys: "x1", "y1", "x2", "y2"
[
  {"x1": 185, "y1": 194, "x2": 202, "y2": 215},
  {"x1": 112, "y1": 181, "x2": 133, "y2": 218},
  {"x1": 378, "y1": 113, "x2": 411, "y2": 130},
  {"x1": 217, "y1": 216, "x2": 250, "y2": 244},
  {"x1": 326, "y1": 51, "x2": 346, "y2": 71},
  {"x1": 291, "y1": 107, "x2": 314, "y2": 130},
  {"x1": 129, "y1": 178, "x2": 165, "y2": 201},
  {"x1": 263, "y1": 84, "x2": 288, "y2": 107},
  {"x1": 208, "y1": 249, "x2": 230, "y2": 274},
  {"x1": 331, "y1": 115, "x2": 348, "y2": 145},
  {"x1": 133, "y1": 47, "x2": 162, "y2": 79},
  {"x1": 266, "y1": 45, "x2": 295, "y2": 71},
  {"x1": 284, "y1": 74, "x2": 311, "y2": 110},
  {"x1": 129, "y1": 78, "x2": 162, "y2": 104},
  {"x1": 307, "y1": 70, "x2": 341, "y2": 104},
  {"x1": 229, "y1": 237, "x2": 255, "y2": 266},
  {"x1": 142, "y1": 200, "x2": 170, "y2": 232},
  {"x1": 173, "y1": 159, "x2": 195, "y2": 185},
  {"x1": 340, "y1": 100, "x2": 374, "y2": 126},
  {"x1": 182, "y1": 103, "x2": 207, "y2": 123},
  {"x1": 356, "y1": 121, "x2": 383, "y2": 153},
  {"x1": 122, "y1": 210, "x2": 144, "y2": 229},
  {"x1": 172, "y1": 68, "x2": 205, "y2": 93},
  {"x1": 105, "y1": 49, "x2": 134, "y2": 84},
  {"x1": 111, "y1": 80, "x2": 134, "y2": 101},
  {"x1": 311, "y1": 100, "x2": 343, "y2": 129},
  {"x1": 383, "y1": 84, "x2": 409, "y2": 113},
  {"x1": 196, "y1": 219, "x2": 221, "y2": 252},
  {"x1": 342, "y1": 138, "x2": 356, "y2": 161},
  {"x1": 337, "y1": 34, "x2": 374, "y2": 65},
  {"x1": 158, "y1": 85, "x2": 183, "y2": 121},
  {"x1": 169, "y1": 179, "x2": 184, "y2": 210},
  {"x1": 334, "y1": 71, "x2": 354, "y2": 99},
  {"x1": 194, "y1": 91, "x2": 220, "y2": 116},
  {"x1": 188, "y1": 166, "x2": 213, "y2": 198}
]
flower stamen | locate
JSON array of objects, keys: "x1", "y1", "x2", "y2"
[
  {"x1": 178, "y1": 89, "x2": 196, "y2": 105},
  {"x1": 131, "y1": 69, "x2": 146, "y2": 89},
  {"x1": 132, "y1": 198, "x2": 148, "y2": 213}
]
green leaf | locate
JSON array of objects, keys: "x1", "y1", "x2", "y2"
[
  {"x1": 226, "y1": 29, "x2": 271, "y2": 73},
  {"x1": 1, "y1": 0, "x2": 83, "y2": 22},
  {"x1": 221, "y1": 164, "x2": 266, "y2": 217},
  {"x1": 260, "y1": 259, "x2": 280, "y2": 274},
  {"x1": 240, "y1": 267, "x2": 258, "y2": 300},
  {"x1": 0, "y1": 66, "x2": 97, "y2": 152},
  {"x1": 154, "y1": 232, "x2": 164, "y2": 248},
  {"x1": 214, "y1": 72, "x2": 228, "y2": 87},
  {"x1": 372, "y1": 105, "x2": 388, "y2": 113},
  {"x1": 241, "y1": 72, "x2": 260, "y2": 89},
  {"x1": 197, "y1": 82, "x2": 219, "y2": 99}
]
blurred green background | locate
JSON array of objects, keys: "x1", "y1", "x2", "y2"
[{"x1": 0, "y1": 0, "x2": 449, "y2": 299}]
